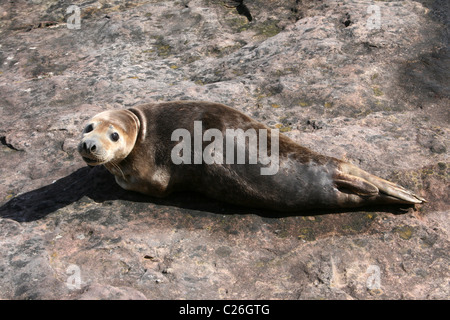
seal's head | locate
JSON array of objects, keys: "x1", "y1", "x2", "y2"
[{"x1": 78, "y1": 109, "x2": 140, "y2": 166}]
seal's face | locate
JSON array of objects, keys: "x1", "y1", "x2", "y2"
[{"x1": 78, "y1": 110, "x2": 139, "y2": 166}]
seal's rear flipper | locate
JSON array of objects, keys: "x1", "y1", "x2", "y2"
[
  {"x1": 334, "y1": 173, "x2": 379, "y2": 197},
  {"x1": 337, "y1": 163, "x2": 427, "y2": 206}
]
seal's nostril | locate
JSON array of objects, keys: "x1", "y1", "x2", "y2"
[{"x1": 82, "y1": 141, "x2": 96, "y2": 153}]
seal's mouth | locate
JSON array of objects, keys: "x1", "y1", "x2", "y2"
[
  {"x1": 82, "y1": 156, "x2": 103, "y2": 166},
  {"x1": 82, "y1": 156, "x2": 96, "y2": 163},
  {"x1": 78, "y1": 142, "x2": 108, "y2": 166}
]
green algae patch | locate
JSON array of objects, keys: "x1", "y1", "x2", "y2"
[
  {"x1": 297, "y1": 227, "x2": 316, "y2": 241},
  {"x1": 394, "y1": 225, "x2": 414, "y2": 240}
]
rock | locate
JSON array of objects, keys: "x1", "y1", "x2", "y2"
[
  {"x1": 0, "y1": 0, "x2": 448, "y2": 299},
  {"x1": 77, "y1": 284, "x2": 147, "y2": 300}
]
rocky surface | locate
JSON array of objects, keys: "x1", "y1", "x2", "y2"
[{"x1": 0, "y1": 0, "x2": 448, "y2": 299}]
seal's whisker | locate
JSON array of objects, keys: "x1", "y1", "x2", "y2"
[
  {"x1": 91, "y1": 150, "x2": 108, "y2": 163},
  {"x1": 110, "y1": 161, "x2": 126, "y2": 181}
]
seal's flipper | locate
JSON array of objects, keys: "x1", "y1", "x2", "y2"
[
  {"x1": 338, "y1": 163, "x2": 426, "y2": 205},
  {"x1": 334, "y1": 173, "x2": 379, "y2": 197}
]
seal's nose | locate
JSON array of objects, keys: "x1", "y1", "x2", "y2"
[{"x1": 82, "y1": 140, "x2": 97, "y2": 153}]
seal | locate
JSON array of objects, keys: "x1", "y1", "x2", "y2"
[{"x1": 78, "y1": 101, "x2": 426, "y2": 211}]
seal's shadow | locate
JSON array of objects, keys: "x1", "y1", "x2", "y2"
[{"x1": 0, "y1": 166, "x2": 408, "y2": 222}]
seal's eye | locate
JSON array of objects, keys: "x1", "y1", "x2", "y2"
[
  {"x1": 111, "y1": 132, "x2": 120, "y2": 142},
  {"x1": 84, "y1": 124, "x2": 94, "y2": 133}
]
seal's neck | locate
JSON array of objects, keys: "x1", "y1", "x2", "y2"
[{"x1": 127, "y1": 107, "x2": 145, "y2": 144}]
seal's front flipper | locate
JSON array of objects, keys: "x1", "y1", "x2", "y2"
[{"x1": 337, "y1": 163, "x2": 427, "y2": 206}]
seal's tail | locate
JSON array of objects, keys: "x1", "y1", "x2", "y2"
[{"x1": 335, "y1": 163, "x2": 426, "y2": 206}]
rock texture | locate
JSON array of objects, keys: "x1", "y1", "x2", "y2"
[{"x1": 0, "y1": 0, "x2": 448, "y2": 299}]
